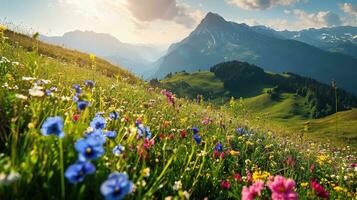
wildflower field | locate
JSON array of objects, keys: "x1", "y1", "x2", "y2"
[{"x1": 0, "y1": 29, "x2": 356, "y2": 199}]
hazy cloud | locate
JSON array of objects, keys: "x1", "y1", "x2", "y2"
[
  {"x1": 340, "y1": 3, "x2": 357, "y2": 17},
  {"x1": 292, "y1": 9, "x2": 341, "y2": 27},
  {"x1": 125, "y1": 0, "x2": 202, "y2": 28},
  {"x1": 226, "y1": 0, "x2": 302, "y2": 10}
]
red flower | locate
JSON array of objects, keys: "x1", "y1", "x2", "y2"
[
  {"x1": 310, "y1": 164, "x2": 315, "y2": 173},
  {"x1": 285, "y1": 155, "x2": 295, "y2": 167},
  {"x1": 180, "y1": 130, "x2": 187, "y2": 138},
  {"x1": 310, "y1": 179, "x2": 329, "y2": 199},
  {"x1": 213, "y1": 150, "x2": 220, "y2": 158},
  {"x1": 234, "y1": 173, "x2": 243, "y2": 182},
  {"x1": 159, "y1": 133, "x2": 165, "y2": 140},
  {"x1": 73, "y1": 114, "x2": 80, "y2": 122},
  {"x1": 168, "y1": 133, "x2": 174, "y2": 140},
  {"x1": 221, "y1": 180, "x2": 231, "y2": 190}
]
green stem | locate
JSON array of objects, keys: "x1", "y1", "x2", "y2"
[
  {"x1": 335, "y1": 88, "x2": 338, "y2": 135},
  {"x1": 59, "y1": 138, "x2": 65, "y2": 200}
]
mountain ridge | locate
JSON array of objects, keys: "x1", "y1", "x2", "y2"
[
  {"x1": 40, "y1": 30, "x2": 165, "y2": 77},
  {"x1": 153, "y1": 12, "x2": 357, "y2": 95}
]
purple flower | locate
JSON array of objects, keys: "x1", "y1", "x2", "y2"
[
  {"x1": 77, "y1": 101, "x2": 89, "y2": 111},
  {"x1": 193, "y1": 134, "x2": 201, "y2": 144},
  {"x1": 73, "y1": 84, "x2": 82, "y2": 94},
  {"x1": 84, "y1": 80, "x2": 95, "y2": 88},
  {"x1": 192, "y1": 127, "x2": 199, "y2": 134}
]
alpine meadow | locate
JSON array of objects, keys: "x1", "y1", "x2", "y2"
[{"x1": 1, "y1": 1, "x2": 357, "y2": 200}]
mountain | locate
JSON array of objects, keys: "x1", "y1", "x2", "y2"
[
  {"x1": 153, "y1": 12, "x2": 357, "y2": 95},
  {"x1": 159, "y1": 60, "x2": 357, "y2": 118},
  {"x1": 253, "y1": 26, "x2": 357, "y2": 58},
  {"x1": 40, "y1": 30, "x2": 165, "y2": 77}
]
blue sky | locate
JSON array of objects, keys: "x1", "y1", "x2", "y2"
[{"x1": 0, "y1": 0, "x2": 356, "y2": 44}]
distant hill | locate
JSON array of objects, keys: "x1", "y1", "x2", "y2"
[
  {"x1": 40, "y1": 30, "x2": 165, "y2": 77},
  {"x1": 159, "y1": 60, "x2": 357, "y2": 119},
  {"x1": 153, "y1": 12, "x2": 357, "y2": 95}
]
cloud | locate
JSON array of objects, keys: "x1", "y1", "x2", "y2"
[
  {"x1": 292, "y1": 9, "x2": 341, "y2": 28},
  {"x1": 125, "y1": 0, "x2": 203, "y2": 28},
  {"x1": 244, "y1": 9, "x2": 342, "y2": 31},
  {"x1": 340, "y1": 3, "x2": 357, "y2": 17},
  {"x1": 226, "y1": 0, "x2": 301, "y2": 10}
]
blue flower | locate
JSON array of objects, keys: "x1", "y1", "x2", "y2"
[
  {"x1": 73, "y1": 95, "x2": 79, "y2": 103},
  {"x1": 104, "y1": 131, "x2": 117, "y2": 139},
  {"x1": 77, "y1": 101, "x2": 89, "y2": 111},
  {"x1": 75, "y1": 137, "x2": 105, "y2": 161},
  {"x1": 145, "y1": 127, "x2": 151, "y2": 139},
  {"x1": 215, "y1": 142, "x2": 223, "y2": 152},
  {"x1": 193, "y1": 134, "x2": 201, "y2": 144},
  {"x1": 192, "y1": 127, "x2": 199, "y2": 134},
  {"x1": 112, "y1": 145, "x2": 125, "y2": 156},
  {"x1": 65, "y1": 161, "x2": 95, "y2": 184},
  {"x1": 236, "y1": 127, "x2": 247, "y2": 135},
  {"x1": 40, "y1": 116, "x2": 64, "y2": 138},
  {"x1": 45, "y1": 89, "x2": 52, "y2": 96},
  {"x1": 84, "y1": 80, "x2": 95, "y2": 88},
  {"x1": 100, "y1": 172, "x2": 133, "y2": 200},
  {"x1": 137, "y1": 124, "x2": 145, "y2": 138},
  {"x1": 86, "y1": 129, "x2": 107, "y2": 144},
  {"x1": 73, "y1": 84, "x2": 82, "y2": 94},
  {"x1": 50, "y1": 86, "x2": 58, "y2": 91},
  {"x1": 109, "y1": 112, "x2": 120, "y2": 120},
  {"x1": 90, "y1": 116, "x2": 106, "y2": 130}
]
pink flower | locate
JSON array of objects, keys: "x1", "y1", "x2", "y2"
[
  {"x1": 220, "y1": 152, "x2": 225, "y2": 159},
  {"x1": 242, "y1": 180, "x2": 264, "y2": 200},
  {"x1": 310, "y1": 179, "x2": 329, "y2": 199},
  {"x1": 246, "y1": 171, "x2": 253, "y2": 183},
  {"x1": 143, "y1": 138, "x2": 155, "y2": 149},
  {"x1": 221, "y1": 180, "x2": 231, "y2": 190},
  {"x1": 267, "y1": 176, "x2": 298, "y2": 200}
]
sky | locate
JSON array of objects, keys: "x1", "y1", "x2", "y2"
[{"x1": 0, "y1": 0, "x2": 356, "y2": 45}]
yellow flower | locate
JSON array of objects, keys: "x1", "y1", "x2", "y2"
[
  {"x1": 89, "y1": 54, "x2": 96, "y2": 61},
  {"x1": 0, "y1": 24, "x2": 6, "y2": 32},
  {"x1": 317, "y1": 154, "x2": 328, "y2": 165},
  {"x1": 230, "y1": 150, "x2": 240, "y2": 156},
  {"x1": 300, "y1": 182, "x2": 309, "y2": 187},
  {"x1": 245, "y1": 141, "x2": 254, "y2": 146},
  {"x1": 141, "y1": 167, "x2": 150, "y2": 178},
  {"x1": 252, "y1": 170, "x2": 270, "y2": 182},
  {"x1": 333, "y1": 186, "x2": 345, "y2": 192}
]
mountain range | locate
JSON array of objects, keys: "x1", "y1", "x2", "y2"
[
  {"x1": 39, "y1": 13, "x2": 357, "y2": 95},
  {"x1": 153, "y1": 12, "x2": 357, "y2": 95},
  {"x1": 252, "y1": 25, "x2": 357, "y2": 58},
  {"x1": 40, "y1": 30, "x2": 166, "y2": 77}
]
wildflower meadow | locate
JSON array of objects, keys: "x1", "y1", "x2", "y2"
[{"x1": 0, "y1": 28, "x2": 356, "y2": 200}]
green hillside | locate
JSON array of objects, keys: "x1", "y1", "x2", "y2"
[
  {"x1": 159, "y1": 67, "x2": 357, "y2": 150},
  {"x1": 1, "y1": 29, "x2": 356, "y2": 199}
]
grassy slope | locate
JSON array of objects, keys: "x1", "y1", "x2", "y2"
[
  {"x1": 1, "y1": 30, "x2": 356, "y2": 199},
  {"x1": 162, "y1": 71, "x2": 357, "y2": 149}
]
